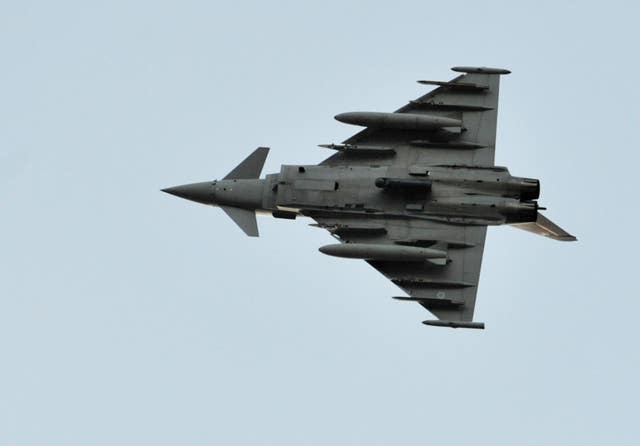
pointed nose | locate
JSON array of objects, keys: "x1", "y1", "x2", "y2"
[{"x1": 162, "y1": 181, "x2": 214, "y2": 205}]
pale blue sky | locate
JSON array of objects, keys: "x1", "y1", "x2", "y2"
[{"x1": 1, "y1": 1, "x2": 639, "y2": 445}]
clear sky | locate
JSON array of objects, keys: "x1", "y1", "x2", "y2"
[{"x1": 1, "y1": 1, "x2": 638, "y2": 444}]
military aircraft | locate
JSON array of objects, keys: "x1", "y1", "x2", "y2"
[{"x1": 163, "y1": 66, "x2": 575, "y2": 329}]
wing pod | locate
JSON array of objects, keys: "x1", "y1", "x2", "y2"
[
  {"x1": 423, "y1": 320, "x2": 485, "y2": 329},
  {"x1": 335, "y1": 112, "x2": 462, "y2": 131},
  {"x1": 319, "y1": 243, "x2": 447, "y2": 263}
]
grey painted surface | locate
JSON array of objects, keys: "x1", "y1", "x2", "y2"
[
  {"x1": 1, "y1": 1, "x2": 639, "y2": 445},
  {"x1": 164, "y1": 69, "x2": 573, "y2": 326}
]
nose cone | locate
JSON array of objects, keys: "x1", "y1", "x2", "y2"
[{"x1": 162, "y1": 181, "x2": 214, "y2": 205}]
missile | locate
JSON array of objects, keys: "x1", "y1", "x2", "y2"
[
  {"x1": 319, "y1": 243, "x2": 447, "y2": 263},
  {"x1": 318, "y1": 143, "x2": 396, "y2": 155},
  {"x1": 334, "y1": 112, "x2": 462, "y2": 131}
]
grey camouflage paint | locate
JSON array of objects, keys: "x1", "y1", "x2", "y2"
[{"x1": 163, "y1": 66, "x2": 575, "y2": 329}]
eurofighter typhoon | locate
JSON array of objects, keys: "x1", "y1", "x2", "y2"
[{"x1": 163, "y1": 66, "x2": 575, "y2": 329}]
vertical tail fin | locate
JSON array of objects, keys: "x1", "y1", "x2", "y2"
[
  {"x1": 512, "y1": 213, "x2": 577, "y2": 241},
  {"x1": 223, "y1": 147, "x2": 270, "y2": 180}
]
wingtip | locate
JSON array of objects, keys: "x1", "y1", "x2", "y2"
[
  {"x1": 451, "y1": 66, "x2": 511, "y2": 75},
  {"x1": 551, "y1": 234, "x2": 578, "y2": 242}
]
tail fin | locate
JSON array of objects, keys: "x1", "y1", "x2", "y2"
[
  {"x1": 223, "y1": 147, "x2": 270, "y2": 180},
  {"x1": 512, "y1": 213, "x2": 577, "y2": 241}
]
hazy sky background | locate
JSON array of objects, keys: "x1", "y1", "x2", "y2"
[{"x1": 1, "y1": 1, "x2": 639, "y2": 444}]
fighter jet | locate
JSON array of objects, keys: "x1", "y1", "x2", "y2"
[{"x1": 163, "y1": 66, "x2": 575, "y2": 329}]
